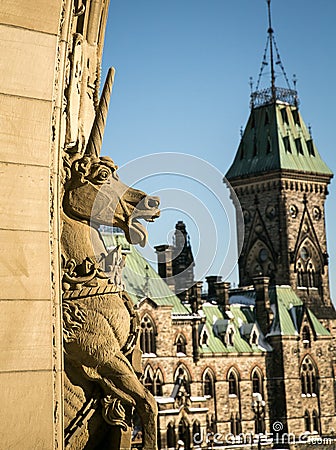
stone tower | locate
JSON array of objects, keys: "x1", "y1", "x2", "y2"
[
  {"x1": 226, "y1": 17, "x2": 335, "y2": 321},
  {"x1": 155, "y1": 221, "x2": 195, "y2": 298}
]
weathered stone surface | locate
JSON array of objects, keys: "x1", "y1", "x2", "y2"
[
  {"x1": 62, "y1": 68, "x2": 160, "y2": 450},
  {"x1": 0, "y1": 300, "x2": 52, "y2": 372},
  {"x1": 0, "y1": 0, "x2": 62, "y2": 35},
  {"x1": 0, "y1": 94, "x2": 52, "y2": 166},
  {"x1": 0, "y1": 162, "x2": 49, "y2": 231},
  {"x1": 0, "y1": 230, "x2": 51, "y2": 300},
  {"x1": 0, "y1": 25, "x2": 56, "y2": 100},
  {"x1": 0, "y1": 371, "x2": 54, "y2": 449}
]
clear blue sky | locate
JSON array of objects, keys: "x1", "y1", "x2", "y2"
[{"x1": 101, "y1": 0, "x2": 336, "y2": 295}]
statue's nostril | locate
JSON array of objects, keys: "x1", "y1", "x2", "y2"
[{"x1": 147, "y1": 197, "x2": 159, "y2": 208}]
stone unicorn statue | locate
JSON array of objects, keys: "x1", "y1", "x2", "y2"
[{"x1": 62, "y1": 68, "x2": 160, "y2": 450}]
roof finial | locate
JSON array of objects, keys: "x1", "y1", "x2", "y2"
[{"x1": 267, "y1": 0, "x2": 276, "y2": 100}]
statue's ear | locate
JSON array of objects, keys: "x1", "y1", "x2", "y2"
[{"x1": 72, "y1": 156, "x2": 92, "y2": 183}]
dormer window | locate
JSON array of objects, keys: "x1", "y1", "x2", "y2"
[
  {"x1": 253, "y1": 137, "x2": 257, "y2": 157},
  {"x1": 251, "y1": 330, "x2": 258, "y2": 346},
  {"x1": 292, "y1": 109, "x2": 300, "y2": 126},
  {"x1": 295, "y1": 137, "x2": 304, "y2": 155},
  {"x1": 281, "y1": 107, "x2": 289, "y2": 125},
  {"x1": 227, "y1": 327, "x2": 235, "y2": 347},
  {"x1": 266, "y1": 136, "x2": 271, "y2": 154},
  {"x1": 283, "y1": 135, "x2": 291, "y2": 153},
  {"x1": 306, "y1": 139, "x2": 315, "y2": 156},
  {"x1": 200, "y1": 327, "x2": 209, "y2": 347}
]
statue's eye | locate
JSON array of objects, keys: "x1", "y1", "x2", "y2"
[{"x1": 96, "y1": 168, "x2": 111, "y2": 181}]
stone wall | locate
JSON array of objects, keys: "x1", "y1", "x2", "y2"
[
  {"x1": 0, "y1": 1, "x2": 110, "y2": 447},
  {"x1": 0, "y1": 2, "x2": 65, "y2": 447}
]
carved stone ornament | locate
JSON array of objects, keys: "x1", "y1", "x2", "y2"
[{"x1": 62, "y1": 68, "x2": 160, "y2": 450}]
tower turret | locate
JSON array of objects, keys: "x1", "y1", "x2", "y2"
[{"x1": 226, "y1": 0, "x2": 335, "y2": 320}]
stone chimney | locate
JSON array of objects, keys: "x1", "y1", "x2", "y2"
[
  {"x1": 154, "y1": 244, "x2": 175, "y2": 292},
  {"x1": 214, "y1": 281, "x2": 231, "y2": 311},
  {"x1": 190, "y1": 281, "x2": 203, "y2": 314},
  {"x1": 206, "y1": 275, "x2": 222, "y2": 299},
  {"x1": 253, "y1": 276, "x2": 273, "y2": 335}
]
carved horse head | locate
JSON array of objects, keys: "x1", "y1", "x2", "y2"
[{"x1": 63, "y1": 68, "x2": 160, "y2": 247}]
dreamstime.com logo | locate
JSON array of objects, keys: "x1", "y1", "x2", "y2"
[
  {"x1": 91, "y1": 152, "x2": 244, "y2": 296},
  {"x1": 188, "y1": 421, "x2": 334, "y2": 447}
]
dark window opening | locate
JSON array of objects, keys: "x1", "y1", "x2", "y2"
[
  {"x1": 253, "y1": 138, "x2": 257, "y2": 157},
  {"x1": 304, "y1": 410, "x2": 311, "y2": 432},
  {"x1": 192, "y1": 421, "x2": 201, "y2": 443},
  {"x1": 252, "y1": 370, "x2": 263, "y2": 397},
  {"x1": 292, "y1": 109, "x2": 301, "y2": 126},
  {"x1": 240, "y1": 143, "x2": 245, "y2": 160},
  {"x1": 264, "y1": 111, "x2": 270, "y2": 125},
  {"x1": 167, "y1": 422, "x2": 176, "y2": 449},
  {"x1": 140, "y1": 315, "x2": 156, "y2": 354},
  {"x1": 230, "y1": 413, "x2": 242, "y2": 436},
  {"x1": 281, "y1": 108, "x2": 289, "y2": 125},
  {"x1": 227, "y1": 329, "x2": 234, "y2": 346},
  {"x1": 144, "y1": 368, "x2": 154, "y2": 394},
  {"x1": 154, "y1": 370, "x2": 163, "y2": 396},
  {"x1": 301, "y1": 357, "x2": 318, "y2": 396},
  {"x1": 295, "y1": 138, "x2": 304, "y2": 155},
  {"x1": 312, "y1": 410, "x2": 320, "y2": 433},
  {"x1": 283, "y1": 136, "x2": 291, "y2": 153},
  {"x1": 204, "y1": 371, "x2": 214, "y2": 397},
  {"x1": 266, "y1": 137, "x2": 271, "y2": 154},
  {"x1": 302, "y1": 326, "x2": 311, "y2": 348},
  {"x1": 178, "y1": 419, "x2": 190, "y2": 450},
  {"x1": 176, "y1": 334, "x2": 186, "y2": 354},
  {"x1": 228, "y1": 371, "x2": 239, "y2": 396},
  {"x1": 307, "y1": 139, "x2": 315, "y2": 156}
]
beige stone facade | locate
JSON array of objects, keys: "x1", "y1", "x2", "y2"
[{"x1": 0, "y1": 0, "x2": 111, "y2": 447}]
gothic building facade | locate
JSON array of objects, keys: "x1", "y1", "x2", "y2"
[{"x1": 101, "y1": 6, "x2": 336, "y2": 449}]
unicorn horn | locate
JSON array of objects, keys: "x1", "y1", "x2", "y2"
[{"x1": 85, "y1": 67, "x2": 115, "y2": 158}]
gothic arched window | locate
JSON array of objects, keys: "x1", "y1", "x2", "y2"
[
  {"x1": 304, "y1": 410, "x2": 311, "y2": 432},
  {"x1": 143, "y1": 365, "x2": 154, "y2": 394},
  {"x1": 154, "y1": 369, "x2": 164, "y2": 396},
  {"x1": 140, "y1": 314, "x2": 156, "y2": 354},
  {"x1": 175, "y1": 334, "x2": 186, "y2": 354},
  {"x1": 312, "y1": 410, "x2": 320, "y2": 433},
  {"x1": 203, "y1": 369, "x2": 215, "y2": 398},
  {"x1": 178, "y1": 418, "x2": 190, "y2": 450},
  {"x1": 192, "y1": 420, "x2": 201, "y2": 443},
  {"x1": 228, "y1": 369, "x2": 239, "y2": 397},
  {"x1": 167, "y1": 422, "x2": 176, "y2": 449},
  {"x1": 300, "y1": 356, "x2": 318, "y2": 396},
  {"x1": 252, "y1": 368, "x2": 264, "y2": 397},
  {"x1": 296, "y1": 243, "x2": 322, "y2": 289},
  {"x1": 175, "y1": 366, "x2": 191, "y2": 395}
]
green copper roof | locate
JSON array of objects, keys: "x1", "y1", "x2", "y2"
[
  {"x1": 226, "y1": 102, "x2": 332, "y2": 180},
  {"x1": 200, "y1": 303, "x2": 265, "y2": 354},
  {"x1": 101, "y1": 232, "x2": 190, "y2": 315},
  {"x1": 268, "y1": 286, "x2": 330, "y2": 337}
]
